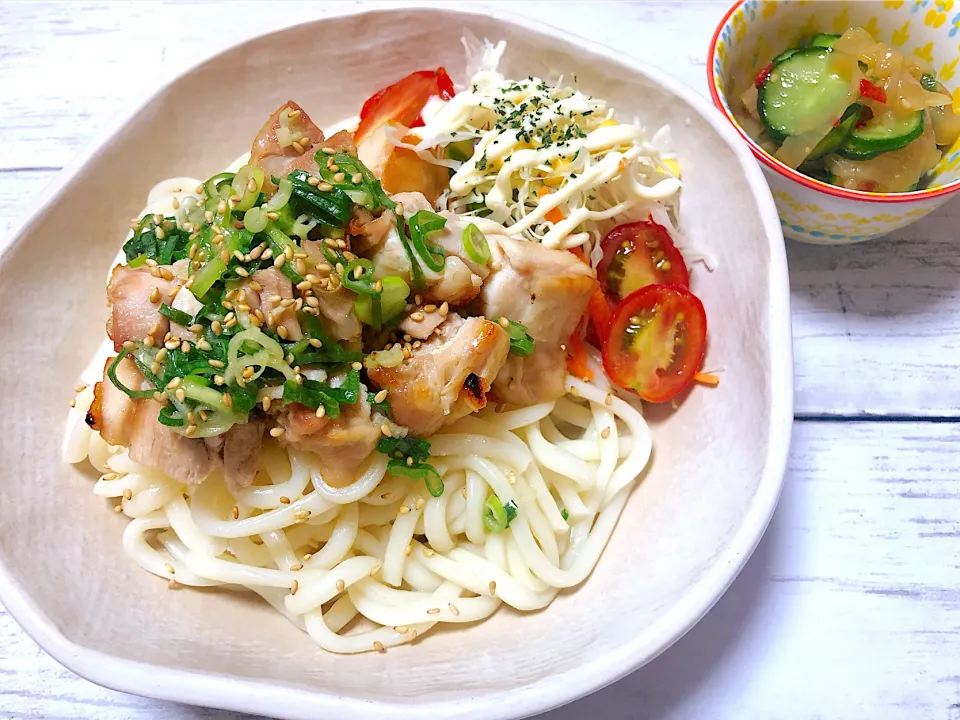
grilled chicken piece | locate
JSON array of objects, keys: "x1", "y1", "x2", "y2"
[
  {"x1": 357, "y1": 192, "x2": 490, "y2": 307},
  {"x1": 367, "y1": 314, "x2": 509, "y2": 436},
  {"x1": 250, "y1": 268, "x2": 302, "y2": 340},
  {"x1": 481, "y1": 237, "x2": 597, "y2": 405},
  {"x1": 127, "y1": 399, "x2": 222, "y2": 485},
  {"x1": 356, "y1": 124, "x2": 449, "y2": 203},
  {"x1": 250, "y1": 101, "x2": 325, "y2": 184},
  {"x1": 87, "y1": 355, "x2": 141, "y2": 447},
  {"x1": 223, "y1": 421, "x2": 265, "y2": 492},
  {"x1": 106, "y1": 265, "x2": 183, "y2": 351},
  {"x1": 278, "y1": 392, "x2": 381, "y2": 488}
]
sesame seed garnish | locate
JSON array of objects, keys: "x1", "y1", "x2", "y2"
[
  {"x1": 291, "y1": 141, "x2": 304, "y2": 154},
  {"x1": 489, "y1": 581, "x2": 497, "y2": 595},
  {"x1": 374, "y1": 389, "x2": 388, "y2": 403},
  {"x1": 217, "y1": 200, "x2": 227, "y2": 214},
  {"x1": 426, "y1": 607, "x2": 440, "y2": 615},
  {"x1": 395, "y1": 625, "x2": 408, "y2": 634},
  {"x1": 232, "y1": 506, "x2": 239, "y2": 519},
  {"x1": 306, "y1": 175, "x2": 321, "y2": 187},
  {"x1": 180, "y1": 341, "x2": 191, "y2": 353},
  {"x1": 164, "y1": 563, "x2": 175, "y2": 575},
  {"x1": 336, "y1": 579, "x2": 346, "y2": 592},
  {"x1": 404, "y1": 545, "x2": 412, "y2": 556},
  {"x1": 290, "y1": 579, "x2": 299, "y2": 595},
  {"x1": 114, "y1": 504, "x2": 123, "y2": 513},
  {"x1": 370, "y1": 564, "x2": 382, "y2": 577},
  {"x1": 395, "y1": 203, "x2": 405, "y2": 216},
  {"x1": 423, "y1": 304, "x2": 437, "y2": 313},
  {"x1": 155, "y1": 227, "x2": 166, "y2": 240},
  {"x1": 270, "y1": 427, "x2": 285, "y2": 438},
  {"x1": 211, "y1": 320, "x2": 223, "y2": 335},
  {"x1": 321, "y1": 146, "x2": 336, "y2": 154},
  {"x1": 381, "y1": 424, "x2": 393, "y2": 437},
  {"x1": 277, "y1": 325, "x2": 289, "y2": 339},
  {"x1": 601, "y1": 427, "x2": 611, "y2": 439},
  {"x1": 265, "y1": 211, "x2": 280, "y2": 221},
  {"x1": 166, "y1": 377, "x2": 182, "y2": 390},
  {"x1": 303, "y1": 553, "x2": 313, "y2": 561},
  {"x1": 410, "y1": 312, "x2": 425, "y2": 322},
  {"x1": 262, "y1": 248, "x2": 274, "y2": 260},
  {"x1": 438, "y1": 302, "x2": 449, "y2": 316},
  {"x1": 149, "y1": 287, "x2": 161, "y2": 303},
  {"x1": 123, "y1": 488, "x2": 132, "y2": 500},
  {"x1": 318, "y1": 182, "x2": 333, "y2": 191},
  {"x1": 261, "y1": 396, "x2": 272, "y2": 412},
  {"x1": 315, "y1": 405, "x2": 326, "y2": 419},
  {"x1": 290, "y1": 563, "x2": 303, "y2": 572},
  {"x1": 407, "y1": 629, "x2": 417, "y2": 641},
  {"x1": 448, "y1": 603, "x2": 460, "y2": 616},
  {"x1": 144, "y1": 335, "x2": 156, "y2": 348},
  {"x1": 274, "y1": 254, "x2": 286, "y2": 268},
  {"x1": 423, "y1": 548, "x2": 435, "y2": 557},
  {"x1": 398, "y1": 505, "x2": 410, "y2": 515},
  {"x1": 184, "y1": 423, "x2": 197, "y2": 436},
  {"x1": 415, "y1": 498, "x2": 425, "y2": 510},
  {"x1": 604, "y1": 394, "x2": 613, "y2": 406},
  {"x1": 351, "y1": 172, "x2": 363, "y2": 184},
  {"x1": 373, "y1": 640, "x2": 386, "y2": 653},
  {"x1": 499, "y1": 317, "x2": 510, "y2": 328},
  {"x1": 221, "y1": 393, "x2": 233, "y2": 408},
  {"x1": 333, "y1": 172, "x2": 346, "y2": 183}
]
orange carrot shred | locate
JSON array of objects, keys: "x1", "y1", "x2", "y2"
[
  {"x1": 694, "y1": 372, "x2": 720, "y2": 387},
  {"x1": 566, "y1": 328, "x2": 594, "y2": 382},
  {"x1": 537, "y1": 186, "x2": 565, "y2": 224}
]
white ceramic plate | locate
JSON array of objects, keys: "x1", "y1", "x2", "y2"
[{"x1": 0, "y1": 7, "x2": 792, "y2": 719}]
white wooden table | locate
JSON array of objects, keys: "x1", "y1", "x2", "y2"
[{"x1": 2, "y1": 2, "x2": 959, "y2": 718}]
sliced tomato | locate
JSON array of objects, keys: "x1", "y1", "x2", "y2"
[
  {"x1": 597, "y1": 220, "x2": 689, "y2": 303},
  {"x1": 602, "y1": 284, "x2": 707, "y2": 403},
  {"x1": 355, "y1": 68, "x2": 455, "y2": 144}
]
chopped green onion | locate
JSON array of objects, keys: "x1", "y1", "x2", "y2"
[
  {"x1": 388, "y1": 459, "x2": 444, "y2": 497},
  {"x1": 504, "y1": 319, "x2": 535, "y2": 357},
  {"x1": 367, "y1": 390, "x2": 391, "y2": 417},
  {"x1": 291, "y1": 214, "x2": 319, "y2": 240},
  {"x1": 265, "y1": 226, "x2": 304, "y2": 285},
  {"x1": 157, "y1": 405, "x2": 185, "y2": 427},
  {"x1": 341, "y1": 259, "x2": 378, "y2": 296},
  {"x1": 281, "y1": 369, "x2": 361, "y2": 418},
  {"x1": 316, "y1": 151, "x2": 396, "y2": 212},
  {"x1": 128, "y1": 254, "x2": 148, "y2": 268},
  {"x1": 377, "y1": 435, "x2": 431, "y2": 463},
  {"x1": 355, "y1": 276, "x2": 409, "y2": 327},
  {"x1": 158, "y1": 303, "x2": 192, "y2": 326},
  {"x1": 561, "y1": 509, "x2": 569, "y2": 521},
  {"x1": 504, "y1": 500, "x2": 518, "y2": 523},
  {"x1": 106, "y1": 349, "x2": 157, "y2": 400},
  {"x1": 395, "y1": 214, "x2": 425, "y2": 290},
  {"x1": 483, "y1": 494, "x2": 510, "y2": 533},
  {"x1": 462, "y1": 223, "x2": 491, "y2": 265},
  {"x1": 288, "y1": 170, "x2": 353, "y2": 227},
  {"x1": 445, "y1": 139, "x2": 476, "y2": 162},
  {"x1": 231, "y1": 165, "x2": 265, "y2": 212},
  {"x1": 205, "y1": 172, "x2": 235, "y2": 202},
  {"x1": 265, "y1": 177, "x2": 293, "y2": 211},
  {"x1": 224, "y1": 327, "x2": 295, "y2": 386},
  {"x1": 243, "y1": 206, "x2": 267, "y2": 233},
  {"x1": 190, "y1": 227, "x2": 246, "y2": 298},
  {"x1": 408, "y1": 210, "x2": 446, "y2": 273},
  {"x1": 181, "y1": 376, "x2": 231, "y2": 410}
]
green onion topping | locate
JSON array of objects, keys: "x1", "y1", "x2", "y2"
[{"x1": 462, "y1": 223, "x2": 491, "y2": 265}]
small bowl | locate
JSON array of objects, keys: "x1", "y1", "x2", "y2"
[
  {"x1": 0, "y1": 6, "x2": 792, "y2": 719},
  {"x1": 709, "y1": 0, "x2": 960, "y2": 244}
]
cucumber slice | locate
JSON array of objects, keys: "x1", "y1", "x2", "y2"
[
  {"x1": 758, "y1": 48, "x2": 856, "y2": 143},
  {"x1": 808, "y1": 104, "x2": 861, "y2": 159},
  {"x1": 809, "y1": 33, "x2": 841, "y2": 49},
  {"x1": 837, "y1": 110, "x2": 925, "y2": 159},
  {"x1": 771, "y1": 47, "x2": 800, "y2": 65}
]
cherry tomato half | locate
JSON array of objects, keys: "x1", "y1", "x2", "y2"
[
  {"x1": 597, "y1": 220, "x2": 689, "y2": 303},
  {"x1": 602, "y1": 284, "x2": 707, "y2": 403},
  {"x1": 355, "y1": 68, "x2": 455, "y2": 144}
]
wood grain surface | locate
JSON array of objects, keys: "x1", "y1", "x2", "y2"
[{"x1": 1, "y1": 2, "x2": 959, "y2": 719}]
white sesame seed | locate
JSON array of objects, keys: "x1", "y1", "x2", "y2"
[{"x1": 270, "y1": 427, "x2": 285, "y2": 438}]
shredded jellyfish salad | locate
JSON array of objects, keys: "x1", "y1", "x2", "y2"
[{"x1": 387, "y1": 40, "x2": 684, "y2": 261}]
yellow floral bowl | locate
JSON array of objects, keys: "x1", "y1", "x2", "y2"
[{"x1": 708, "y1": 0, "x2": 960, "y2": 244}]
